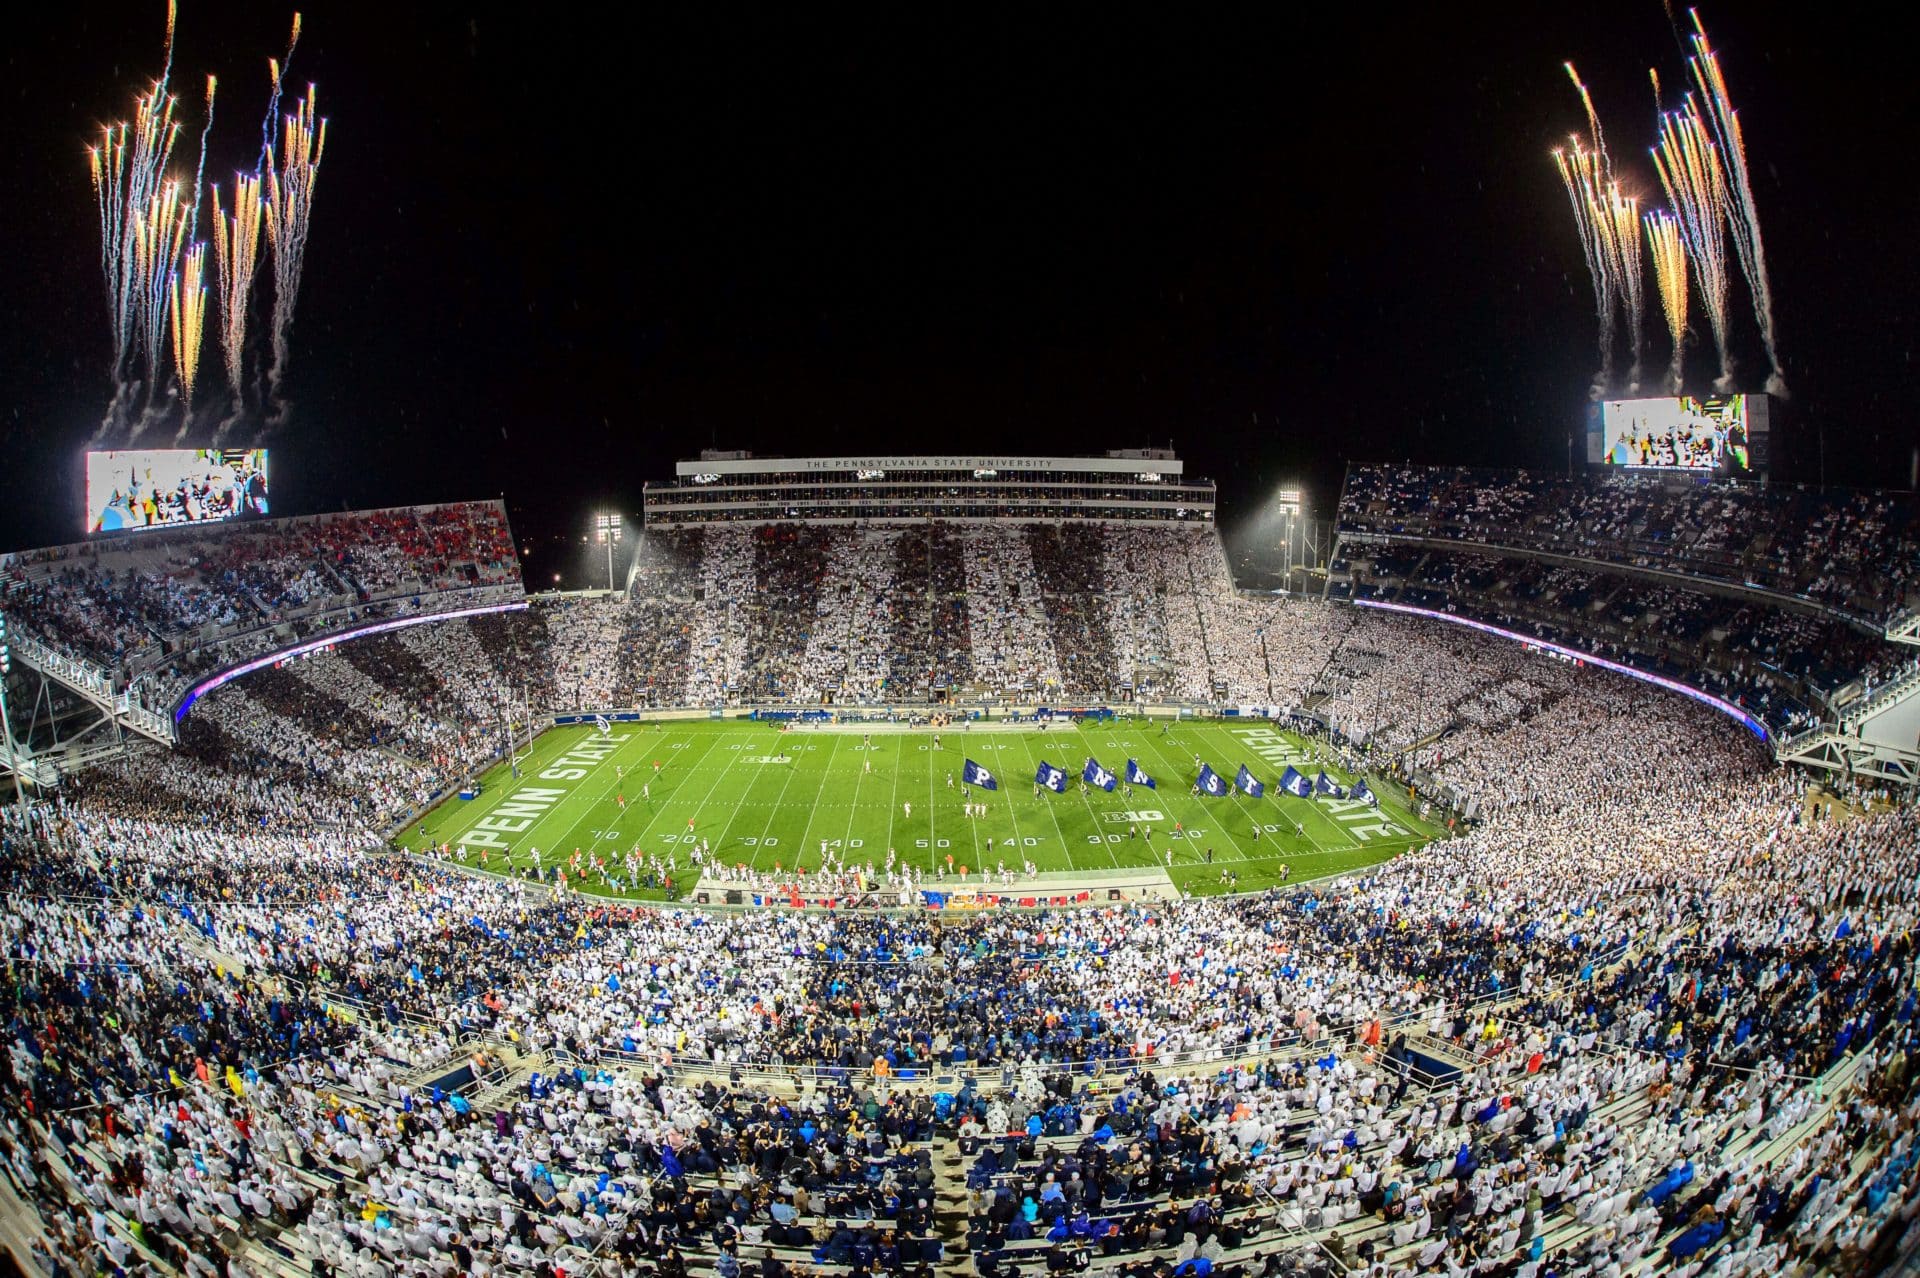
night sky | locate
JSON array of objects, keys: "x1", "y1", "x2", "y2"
[{"x1": 2, "y1": 4, "x2": 1915, "y2": 585}]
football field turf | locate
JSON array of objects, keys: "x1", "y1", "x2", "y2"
[{"x1": 401, "y1": 719, "x2": 1442, "y2": 900}]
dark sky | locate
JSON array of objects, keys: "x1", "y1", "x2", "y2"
[{"x1": 3, "y1": 4, "x2": 1916, "y2": 584}]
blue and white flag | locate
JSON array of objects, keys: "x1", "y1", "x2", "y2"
[
  {"x1": 1035, "y1": 761, "x2": 1068, "y2": 793},
  {"x1": 1314, "y1": 771, "x2": 1347, "y2": 799},
  {"x1": 1280, "y1": 766, "x2": 1313, "y2": 797},
  {"x1": 1125, "y1": 759, "x2": 1156, "y2": 789},
  {"x1": 1083, "y1": 758, "x2": 1117, "y2": 792},
  {"x1": 1350, "y1": 779, "x2": 1377, "y2": 807},
  {"x1": 1197, "y1": 764, "x2": 1228, "y2": 797},
  {"x1": 593, "y1": 714, "x2": 611, "y2": 736},
  {"x1": 962, "y1": 759, "x2": 999, "y2": 791},
  {"x1": 1235, "y1": 764, "x2": 1264, "y2": 798}
]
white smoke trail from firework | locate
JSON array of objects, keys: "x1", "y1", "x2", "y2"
[
  {"x1": 256, "y1": 81, "x2": 326, "y2": 434},
  {"x1": 1604, "y1": 185, "x2": 1645, "y2": 393},
  {"x1": 1553, "y1": 137, "x2": 1616, "y2": 399},
  {"x1": 1652, "y1": 101, "x2": 1733, "y2": 391},
  {"x1": 86, "y1": 4, "x2": 185, "y2": 440},
  {"x1": 1645, "y1": 209, "x2": 1689, "y2": 392},
  {"x1": 1556, "y1": 64, "x2": 1647, "y2": 397},
  {"x1": 1686, "y1": 12, "x2": 1783, "y2": 396}
]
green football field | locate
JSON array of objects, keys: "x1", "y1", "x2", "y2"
[{"x1": 400, "y1": 719, "x2": 1442, "y2": 900}]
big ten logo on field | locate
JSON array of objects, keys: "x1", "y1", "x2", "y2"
[{"x1": 1100, "y1": 810, "x2": 1165, "y2": 824}]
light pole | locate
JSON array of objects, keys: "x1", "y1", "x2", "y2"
[
  {"x1": 1274, "y1": 488, "x2": 1302, "y2": 592},
  {"x1": 594, "y1": 513, "x2": 622, "y2": 593}
]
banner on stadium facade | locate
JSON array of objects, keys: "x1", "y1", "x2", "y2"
[{"x1": 675, "y1": 454, "x2": 1185, "y2": 478}]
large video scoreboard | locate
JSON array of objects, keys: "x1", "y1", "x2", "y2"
[
  {"x1": 85, "y1": 448, "x2": 269, "y2": 534},
  {"x1": 1585, "y1": 394, "x2": 1769, "y2": 475}
]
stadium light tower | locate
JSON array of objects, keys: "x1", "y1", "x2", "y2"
[
  {"x1": 594, "y1": 513, "x2": 623, "y2": 592},
  {"x1": 1273, "y1": 487, "x2": 1303, "y2": 590}
]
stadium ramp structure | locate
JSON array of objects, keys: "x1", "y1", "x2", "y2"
[
  {"x1": 1778, "y1": 621, "x2": 1920, "y2": 787},
  {"x1": 2, "y1": 619, "x2": 175, "y2": 802}
]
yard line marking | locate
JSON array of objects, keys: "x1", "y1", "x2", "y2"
[
  {"x1": 1059, "y1": 735, "x2": 1121, "y2": 870},
  {"x1": 687, "y1": 739, "x2": 769, "y2": 860},
  {"x1": 791, "y1": 732, "x2": 845, "y2": 872},
  {"x1": 614, "y1": 733, "x2": 729, "y2": 851},
  {"x1": 742, "y1": 729, "x2": 811, "y2": 870},
  {"x1": 873, "y1": 736, "x2": 898, "y2": 864},
  {"x1": 1137, "y1": 726, "x2": 1257, "y2": 864},
  {"x1": 1009, "y1": 733, "x2": 1081, "y2": 872}
]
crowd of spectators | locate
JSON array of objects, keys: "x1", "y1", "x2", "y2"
[
  {"x1": 6, "y1": 650, "x2": 1920, "y2": 1275},
  {"x1": 882, "y1": 524, "x2": 974, "y2": 702},
  {"x1": 1, "y1": 502, "x2": 521, "y2": 676},
  {"x1": 685, "y1": 528, "x2": 757, "y2": 707},
  {"x1": 799, "y1": 529, "x2": 907, "y2": 702},
  {"x1": 1334, "y1": 539, "x2": 1906, "y2": 735},
  {"x1": 964, "y1": 528, "x2": 1066, "y2": 698},
  {"x1": 1023, "y1": 525, "x2": 1117, "y2": 698},
  {"x1": 1338, "y1": 466, "x2": 1920, "y2": 624},
  {"x1": 4, "y1": 575, "x2": 1920, "y2": 1276}
]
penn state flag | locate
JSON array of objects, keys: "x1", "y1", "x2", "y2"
[
  {"x1": 1314, "y1": 771, "x2": 1346, "y2": 799},
  {"x1": 1125, "y1": 759, "x2": 1156, "y2": 789},
  {"x1": 1083, "y1": 758, "x2": 1117, "y2": 792},
  {"x1": 1035, "y1": 760, "x2": 1068, "y2": 793},
  {"x1": 1350, "y1": 779, "x2": 1377, "y2": 807},
  {"x1": 594, "y1": 714, "x2": 612, "y2": 736},
  {"x1": 1197, "y1": 764, "x2": 1228, "y2": 797},
  {"x1": 962, "y1": 759, "x2": 999, "y2": 791},
  {"x1": 1234, "y1": 764, "x2": 1264, "y2": 798},
  {"x1": 1280, "y1": 766, "x2": 1313, "y2": 797}
]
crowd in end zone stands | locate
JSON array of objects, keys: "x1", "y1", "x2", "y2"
[
  {"x1": 4, "y1": 586, "x2": 1920, "y2": 1278},
  {"x1": 453, "y1": 522, "x2": 1295, "y2": 709}
]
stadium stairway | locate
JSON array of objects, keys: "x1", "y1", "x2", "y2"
[
  {"x1": 932, "y1": 1136, "x2": 974, "y2": 1275},
  {"x1": 0, "y1": 1166, "x2": 51, "y2": 1278}
]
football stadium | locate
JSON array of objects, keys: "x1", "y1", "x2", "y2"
[{"x1": 4, "y1": 7, "x2": 1919, "y2": 1278}]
